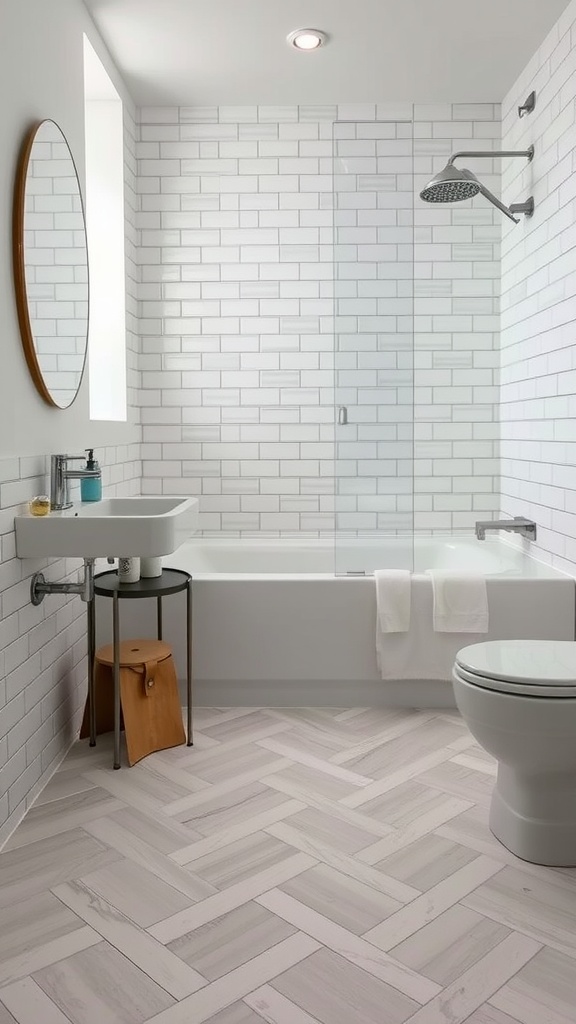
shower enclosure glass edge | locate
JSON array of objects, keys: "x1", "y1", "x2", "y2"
[{"x1": 333, "y1": 119, "x2": 414, "y2": 575}]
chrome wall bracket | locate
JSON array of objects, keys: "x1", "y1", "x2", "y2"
[
  {"x1": 30, "y1": 558, "x2": 95, "y2": 606},
  {"x1": 518, "y1": 91, "x2": 536, "y2": 118},
  {"x1": 29, "y1": 559, "x2": 98, "y2": 751},
  {"x1": 509, "y1": 197, "x2": 534, "y2": 218}
]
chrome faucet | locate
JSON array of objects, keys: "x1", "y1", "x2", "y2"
[
  {"x1": 475, "y1": 517, "x2": 537, "y2": 541},
  {"x1": 50, "y1": 454, "x2": 101, "y2": 511}
]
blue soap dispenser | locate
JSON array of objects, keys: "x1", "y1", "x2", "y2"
[{"x1": 81, "y1": 448, "x2": 102, "y2": 502}]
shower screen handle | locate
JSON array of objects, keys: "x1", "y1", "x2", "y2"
[{"x1": 338, "y1": 406, "x2": 348, "y2": 426}]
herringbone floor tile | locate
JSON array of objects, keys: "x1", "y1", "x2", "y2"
[{"x1": 1, "y1": 706, "x2": 575, "y2": 1023}]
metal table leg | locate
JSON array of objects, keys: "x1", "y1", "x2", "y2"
[
  {"x1": 113, "y1": 590, "x2": 121, "y2": 769},
  {"x1": 186, "y1": 577, "x2": 193, "y2": 746},
  {"x1": 157, "y1": 596, "x2": 163, "y2": 640},
  {"x1": 87, "y1": 594, "x2": 96, "y2": 746}
]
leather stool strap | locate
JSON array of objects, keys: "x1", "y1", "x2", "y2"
[{"x1": 142, "y1": 660, "x2": 158, "y2": 695}]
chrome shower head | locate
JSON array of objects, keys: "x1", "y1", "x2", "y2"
[
  {"x1": 419, "y1": 147, "x2": 535, "y2": 224},
  {"x1": 420, "y1": 164, "x2": 481, "y2": 204}
]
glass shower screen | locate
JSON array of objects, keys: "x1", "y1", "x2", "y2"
[{"x1": 333, "y1": 121, "x2": 414, "y2": 575}]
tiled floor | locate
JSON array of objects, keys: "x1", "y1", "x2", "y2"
[{"x1": 1, "y1": 706, "x2": 576, "y2": 1023}]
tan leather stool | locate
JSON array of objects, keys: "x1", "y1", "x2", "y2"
[{"x1": 80, "y1": 638, "x2": 185, "y2": 765}]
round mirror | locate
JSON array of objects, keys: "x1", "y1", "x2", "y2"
[{"x1": 13, "y1": 120, "x2": 89, "y2": 409}]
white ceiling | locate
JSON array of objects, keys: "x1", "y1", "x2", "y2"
[{"x1": 83, "y1": 0, "x2": 571, "y2": 106}]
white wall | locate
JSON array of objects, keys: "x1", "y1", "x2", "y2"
[
  {"x1": 0, "y1": 0, "x2": 140, "y2": 456},
  {"x1": 0, "y1": 0, "x2": 140, "y2": 845},
  {"x1": 138, "y1": 103, "x2": 500, "y2": 535},
  {"x1": 500, "y1": 0, "x2": 576, "y2": 574}
]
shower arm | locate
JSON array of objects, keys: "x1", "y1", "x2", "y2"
[
  {"x1": 447, "y1": 147, "x2": 534, "y2": 166},
  {"x1": 448, "y1": 148, "x2": 535, "y2": 223}
]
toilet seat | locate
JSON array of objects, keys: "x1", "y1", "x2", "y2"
[
  {"x1": 453, "y1": 663, "x2": 576, "y2": 697},
  {"x1": 454, "y1": 640, "x2": 576, "y2": 698}
]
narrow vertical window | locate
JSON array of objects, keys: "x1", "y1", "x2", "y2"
[{"x1": 83, "y1": 36, "x2": 127, "y2": 420}]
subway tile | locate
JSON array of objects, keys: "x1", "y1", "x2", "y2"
[
  {"x1": 258, "y1": 106, "x2": 299, "y2": 122},
  {"x1": 239, "y1": 123, "x2": 279, "y2": 140}
]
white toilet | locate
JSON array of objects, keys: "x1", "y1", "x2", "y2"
[{"x1": 452, "y1": 640, "x2": 576, "y2": 867}]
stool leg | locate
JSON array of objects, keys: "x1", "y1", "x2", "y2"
[
  {"x1": 187, "y1": 577, "x2": 193, "y2": 746},
  {"x1": 113, "y1": 590, "x2": 121, "y2": 769},
  {"x1": 87, "y1": 594, "x2": 96, "y2": 746}
]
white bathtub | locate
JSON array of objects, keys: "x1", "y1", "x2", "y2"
[
  {"x1": 171, "y1": 536, "x2": 566, "y2": 579},
  {"x1": 102, "y1": 536, "x2": 576, "y2": 708}
]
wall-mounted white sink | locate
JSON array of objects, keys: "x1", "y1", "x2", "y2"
[{"x1": 15, "y1": 496, "x2": 199, "y2": 559}]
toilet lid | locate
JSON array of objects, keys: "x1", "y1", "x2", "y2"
[{"x1": 454, "y1": 640, "x2": 576, "y2": 697}]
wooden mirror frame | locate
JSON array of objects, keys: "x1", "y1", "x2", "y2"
[{"x1": 12, "y1": 119, "x2": 90, "y2": 409}]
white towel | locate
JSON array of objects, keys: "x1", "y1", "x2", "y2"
[
  {"x1": 375, "y1": 569, "x2": 411, "y2": 679},
  {"x1": 428, "y1": 572, "x2": 489, "y2": 633},
  {"x1": 375, "y1": 569, "x2": 411, "y2": 633},
  {"x1": 376, "y1": 576, "x2": 489, "y2": 680}
]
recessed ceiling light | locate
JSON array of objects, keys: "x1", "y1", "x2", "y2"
[{"x1": 287, "y1": 29, "x2": 327, "y2": 51}]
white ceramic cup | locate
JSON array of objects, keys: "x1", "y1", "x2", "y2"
[{"x1": 140, "y1": 556, "x2": 163, "y2": 578}]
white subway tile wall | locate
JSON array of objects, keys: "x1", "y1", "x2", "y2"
[
  {"x1": 413, "y1": 104, "x2": 501, "y2": 533},
  {"x1": 0, "y1": 107, "x2": 142, "y2": 845},
  {"x1": 0, "y1": 446, "x2": 141, "y2": 846},
  {"x1": 501, "y1": 0, "x2": 576, "y2": 574},
  {"x1": 138, "y1": 104, "x2": 501, "y2": 536}
]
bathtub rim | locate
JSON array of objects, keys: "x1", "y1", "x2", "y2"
[{"x1": 166, "y1": 534, "x2": 572, "y2": 582}]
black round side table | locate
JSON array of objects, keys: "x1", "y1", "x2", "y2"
[{"x1": 90, "y1": 568, "x2": 192, "y2": 769}]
